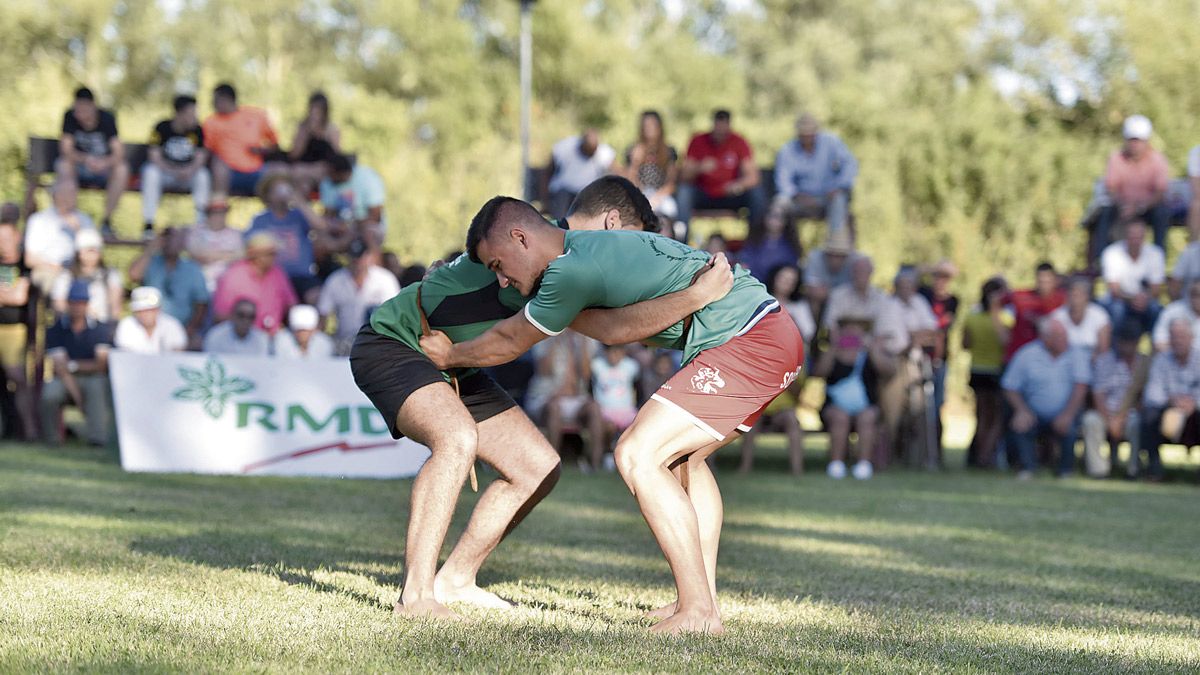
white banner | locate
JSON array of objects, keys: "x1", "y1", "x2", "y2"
[{"x1": 111, "y1": 351, "x2": 430, "y2": 477}]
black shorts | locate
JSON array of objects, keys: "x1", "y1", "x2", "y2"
[{"x1": 349, "y1": 325, "x2": 516, "y2": 439}]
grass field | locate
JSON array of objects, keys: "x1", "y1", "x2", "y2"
[{"x1": 2, "y1": 440, "x2": 1199, "y2": 673}]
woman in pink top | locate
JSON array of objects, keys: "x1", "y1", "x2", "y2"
[{"x1": 212, "y1": 232, "x2": 297, "y2": 334}]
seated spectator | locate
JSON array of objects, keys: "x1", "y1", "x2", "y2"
[
  {"x1": 114, "y1": 286, "x2": 187, "y2": 354},
  {"x1": 1152, "y1": 281, "x2": 1200, "y2": 352},
  {"x1": 129, "y1": 227, "x2": 209, "y2": 349},
  {"x1": 246, "y1": 173, "x2": 323, "y2": 297},
  {"x1": 212, "y1": 233, "x2": 298, "y2": 334},
  {"x1": 1139, "y1": 318, "x2": 1200, "y2": 481},
  {"x1": 1092, "y1": 115, "x2": 1170, "y2": 261},
  {"x1": 1101, "y1": 219, "x2": 1164, "y2": 334},
  {"x1": 773, "y1": 112, "x2": 857, "y2": 234},
  {"x1": 814, "y1": 318, "x2": 895, "y2": 480},
  {"x1": 524, "y1": 331, "x2": 602, "y2": 469},
  {"x1": 1189, "y1": 142, "x2": 1200, "y2": 242},
  {"x1": 622, "y1": 110, "x2": 678, "y2": 221},
  {"x1": 803, "y1": 227, "x2": 858, "y2": 321},
  {"x1": 1006, "y1": 262, "x2": 1065, "y2": 362},
  {"x1": 824, "y1": 255, "x2": 908, "y2": 355},
  {"x1": 545, "y1": 129, "x2": 615, "y2": 219},
  {"x1": 589, "y1": 344, "x2": 641, "y2": 471},
  {"x1": 0, "y1": 220, "x2": 37, "y2": 440},
  {"x1": 24, "y1": 180, "x2": 96, "y2": 293},
  {"x1": 736, "y1": 202, "x2": 801, "y2": 283},
  {"x1": 919, "y1": 260, "x2": 960, "y2": 446},
  {"x1": 203, "y1": 83, "x2": 280, "y2": 200},
  {"x1": 186, "y1": 201, "x2": 244, "y2": 293},
  {"x1": 274, "y1": 304, "x2": 334, "y2": 359},
  {"x1": 767, "y1": 264, "x2": 816, "y2": 348},
  {"x1": 1002, "y1": 317, "x2": 1091, "y2": 479},
  {"x1": 1082, "y1": 320, "x2": 1149, "y2": 479},
  {"x1": 56, "y1": 87, "x2": 127, "y2": 234},
  {"x1": 204, "y1": 298, "x2": 271, "y2": 356},
  {"x1": 639, "y1": 349, "x2": 678, "y2": 404},
  {"x1": 962, "y1": 277, "x2": 1012, "y2": 467},
  {"x1": 40, "y1": 281, "x2": 113, "y2": 446},
  {"x1": 50, "y1": 229, "x2": 122, "y2": 323},
  {"x1": 1050, "y1": 275, "x2": 1112, "y2": 360},
  {"x1": 288, "y1": 92, "x2": 341, "y2": 193},
  {"x1": 316, "y1": 239, "x2": 400, "y2": 355},
  {"x1": 320, "y1": 153, "x2": 387, "y2": 249},
  {"x1": 142, "y1": 94, "x2": 210, "y2": 238},
  {"x1": 677, "y1": 110, "x2": 765, "y2": 240}
]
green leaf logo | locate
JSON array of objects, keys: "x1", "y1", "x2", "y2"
[{"x1": 171, "y1": 357, "x2": 257, "y2": 419}]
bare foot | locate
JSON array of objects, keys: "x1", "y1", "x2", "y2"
[
  {"x1": 393, "y1": 597, "x2": 459, "y2": 620},
  {"x1": 644, "y1": 601, "x2": 677, "y2": 620},
  {"x1": 434, "y1": 577, "x2": 513, "y2": 610},
  {"x1": 648, "y1": 610, "x2": 724, "y2": 635}
]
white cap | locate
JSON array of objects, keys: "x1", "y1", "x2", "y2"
[
  {"x1": 75, "y1": 228, "x2": 103, "y2": 250},
  {"x1": 129, "y1": 286, "x2": 161, "y2": 312},
  {"x1": 289, "y1": 304, "x2": 319, "y2": 331},
  {"x1": 1123, "y1": 114, "x2": 1152, "y2": 140}
]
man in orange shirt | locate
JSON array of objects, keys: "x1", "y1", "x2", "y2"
[
  {"x1": 202, "y1": 83, "x2": 281, "y2": 201},
  {"x1": 1092, "y1": 115, "x2": 1171, "y2": 262}
]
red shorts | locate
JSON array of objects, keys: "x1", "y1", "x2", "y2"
[{"x1": 652, "y1": 305, "x2": 804, "y2": 441}]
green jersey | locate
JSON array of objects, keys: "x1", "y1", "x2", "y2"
[{"x1": 524, "y1": 230, "x2": 773, "y2": 364}]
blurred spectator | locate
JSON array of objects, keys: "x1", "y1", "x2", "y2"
[
  {"x1": 1101, "y1": 219, "x2": 1164, "y2": 334},
  {"x1": 142, "y1": 94, "x2": 210, "y2": 237},
  {"x1": 890, "y1": 267, "x2": 938, "y2": 351},
  {"x1": 767, "y1": 264, "x2": 816, "y2": 347},
  {"x1": 622, "y1": 111, "x2": 678, "y2": 221},
  {"x1": 212, "y1": 233, "x2": 297, "y2": 334},
  {"x1": 803, "y1": 228, "x2": 859, "y2": 320},
  {"x1": 274, "y1": 304, "x2": 335, "y2": 359},
  {"x1": 773, "y1": 112, "x2": 857, "y2": 234},
  {"x1": 880, "y1": 267, "x2": 939, "y2": 461},
  {"x1": 639, "y1": 350, "x2": 678, "y2": 404},
  {"x1": 317, "y1": 239, "x2": 400, "y2": 354},
  {"x1": 203, "y1": 83, "x2": 280, "y2": 200},
  {"x1": 288, "y1": 92, "x2": 341, "y2": 193},
  {"x1": 677, "y1": 110, "x2": 764, "y2": 239},
  {"x1": 129, "y1": 227, "x2": 209, "y2": 348},
  {"x1": 246, "y1": 173, "x2": 323, "y2": 297},
  {"x1": 40, "y1": 281, "x2": 112, "y2": 446},
  {"x1": 50, "y1": 229, "x2": 122, "y2": 323},
  {"x1": 0, "y1": 202, "x2": 19, "y2": 226},
  {"x1": 1189, "y1": 142, "x2": 1200, "y2": 241},
  {"x1": 962, "y1": 277, "x2": 1012, "y2": 468},
  {"x1": 815, "y1": 318, "x2": 895, "y2": 480},
  {"x1": 703, "y1": 233, "x2": 728, "y2": 256},
  {"x1": 381, "y1": 251, "x2": 404, "y2": 282},
  {"x1": 0, "y1": 220, "x2": 37, "y2": 440},
  {"x1": 589, "y1": 344, "x2": 640, "y2": 471},
  {"x1": 1152, "y1": 281, "x2": 1200, "y2": 352},
  {"x1": 1002, "y1": 317, "x2": 1091, "y2": 479},
  {"x1": 824, "y1": 256, "x2": 908, "y2": 355},
  {"x1": 186, "y1": 201, "x2": 244, "y2": 293},
  {"x1": 114, "y1": 287, "x2": 187, "y2": 354},
  {"x1": 1050, "y1": 276, "x2": 1112, "y2": 360},
  {"x1": 24, "y1": 180, "x2": 96, "y2": 293},
  {"x1": 320, "y1": 153, "x2": 387, "y2": 247},
  {"x1": 919, "y1": 260, "x2": 960, "y2": 441},
  {"x1": 1139, "y1": 318, "x2": 1200, "y2": 481},
  {"x1": 1169, "y1": 236, "x2": 1200, "y2": 300},
  {"x1": 1093, "y1": 115, "x2": 1170, "y2": 260},
  {"x1": 1005, "y1": 262, "x2": 1065, "y2": 362},
  {"x1": 736, "y1": 202, "x2": 800, "y2": 283},
  {"x1": 1082, "y1": 320, "x2": 1148, "y2": 479},
  {"x1": 204, "y1": 298, "x2": 271, "y2": 356},
  {"x1": 57, "y1": 87, "x2": 127, "y2": 234},
  {"x1": 398, "y1": 264, "x2": 426, "y2": 288},
  {"x1": 546, "y1": 129, "x2": 615, "y2": 219},
  {"x1": 525, "y1": 331, "x2": 602, "y2": 468}
]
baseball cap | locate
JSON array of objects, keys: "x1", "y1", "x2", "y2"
[
  {"x1": 288, "y1": 304, "x2": 319, "y2": 331},
  {"x1": 67, "y1": 280, "x2": 90, "y2": 302},
  {"x1": 1123, "y1": 115, "x2": 1152, "y2": 140},
  {"x1": 129, "y1": 286, "x2": 162, "y2": 312},
  {"x1": 75, "y1": 228, "x2": 103, "y2": 251}
]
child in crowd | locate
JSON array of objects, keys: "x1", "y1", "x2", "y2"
[{"x1": 591, "y1": 345, "x2": 641, "y2": 471}]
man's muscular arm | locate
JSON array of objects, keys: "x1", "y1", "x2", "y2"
[
  {"x1": 570, "y1": 252, "x2": 734, "y2": 345},
  {"x1": 420, "y1": 312, "x2": 547, "y2": 370}
]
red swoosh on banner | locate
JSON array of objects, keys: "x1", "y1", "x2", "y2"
[{"x1": 241, "y1": 440, "x2": 398, "y2": 473}]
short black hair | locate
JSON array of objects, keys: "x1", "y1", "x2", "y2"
[
  {"x1": 329, "y1": 153, "x2": 353, "y2": 175},
  {"x1": 213, "y1": 83, "x2": 236, "y2": 101},
  {"x1": 465, "y1": 196, "x2": 543, "y2": 263},
  {"x1": 173, "y1": 94, "x2": 197, "y2": 112},
  {"x1": 566, "y1": 175, "x2": 660, "y2": 233},
  {"x1": 1035, "y1": 262, "x2": 1056, "y2": 275},
  {"x1": 74, "y1": 87, "x2": 94, "y2": 102},
  {"x1": 713, "y1": 109, "x2": 731, "y2": 122}
]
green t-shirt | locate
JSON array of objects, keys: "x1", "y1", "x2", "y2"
[{"x1": 524, "y1": 230, "x2": 772, "y2": 364}]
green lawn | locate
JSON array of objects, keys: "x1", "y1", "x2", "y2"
[{"x1": 2, "y1": 440, "x2": 1199, "y2": 673}]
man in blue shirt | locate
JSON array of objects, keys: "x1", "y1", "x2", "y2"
[
  {"x1": 773, "y1": 113, "x2": 858, "y2": 234},
  {"x1": 40, "y1": 281, "x2": 114, "y2": 445},
  {"x1": 1002, "y1": 316, "x2": 1092, "y2": 478},
  {"x1": 129, "y1": 227, "x2": 209, "y2": 348},
  {"x1": 247, "y1": 173, "x2": 323, "y2": 297}
]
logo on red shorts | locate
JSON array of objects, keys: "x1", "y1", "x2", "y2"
[
  {"x1": 690, "y1": 366, "x2": 726, "y2": 394},
  {"x1": 780, "y1": 367, "x2": 801, "y2": 389}
]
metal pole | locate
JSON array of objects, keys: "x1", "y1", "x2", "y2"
[{"x1": 519, "y1": 0, "x2": 533, "y2": 200}]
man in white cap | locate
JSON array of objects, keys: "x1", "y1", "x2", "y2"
[
  {"x1": 1093, "y1": 114, "x2": 1170, "y2": 262},
  {"x1": 274, "y1": 304, "x2": 334, "y2": 359},
  {"x1": 114, "y1": 286, "x2": 188, "y2": 354}
]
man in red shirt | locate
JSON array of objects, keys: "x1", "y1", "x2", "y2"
[
  {"x1": 676, "y1": 110, "x2": 765, "y2": 241},
  {"x1": 1005, "y1": 262, "x2": 1066, "y2": 362},
  {"x1": 1091, "y1": 115, "x2": 1171, "y2": 262}
]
